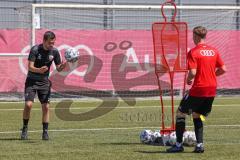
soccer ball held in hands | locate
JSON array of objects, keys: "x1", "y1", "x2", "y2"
[{"x1": 64, "y1": 48, "x2": 79, "y2": 63}]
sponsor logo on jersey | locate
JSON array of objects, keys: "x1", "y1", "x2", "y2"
[
  {"x1": 37, "y1": 54, "x2": 42, "y2": 60},
  {"x1": 200, "y1": 50, "x2": 215, "y2": 56},
  {"x1": 49, "y1": 55, "x2": 54, "y2": 61}
]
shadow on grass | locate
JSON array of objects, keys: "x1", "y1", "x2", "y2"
[
  {"x1": 135, "y1": 150, "x2": 195, "y2": 154},
  {"x1": 0, "y1": 138, "x2": 21, "y2": 141},
  {"x1": 0, "y1": 138, "x2": 40, "y2": 143},
  {"x1": 96, "y1": 142, "x2": 141, "y2": 146}
]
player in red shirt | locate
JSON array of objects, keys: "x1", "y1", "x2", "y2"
[{"x1": 167, "y1": 26, "x2": 226, "y2": 153}]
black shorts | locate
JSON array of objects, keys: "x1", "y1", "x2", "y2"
[
  {"x1": 178, "y1": 94, "x2": 214, "y2": 117},
  {"x1": 24, "y1": 78, "x2": 52, "y2": 104}
]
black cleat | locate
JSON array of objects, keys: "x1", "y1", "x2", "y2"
[
  {"x1": 20, "y1": 127, "x2": 28, "y2": 140},
  {"x1": 193, "y1": 146, "x2": 204, "y2": 153},
  {"x1": 42, "y1": 131, "x2": 49, "y2": 140},
  {"x1": 166, "y1": 145, "x2": 184, "y2": 153}
]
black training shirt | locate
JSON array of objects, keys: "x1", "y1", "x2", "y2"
[{"x1": 27, "y1": 44, "x2": 61, "y2": 80}]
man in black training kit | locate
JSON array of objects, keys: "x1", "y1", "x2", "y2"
[{"x1": 21, "y1": 31, "x2": 66, "y2": 140}]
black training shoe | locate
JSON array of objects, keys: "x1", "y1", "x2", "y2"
[
  {"x1": 193, "y1": 146, "x2": 204, "y2": 153},
  {"x1": 166, "y1": 145, "x2": 184, "y2": 153},
  {"x1": 20, "y1": 127, "x2": 28, "y2": 140},
  {"x1": 42, "y1": 131, "x2": 49, "y2": 140}
]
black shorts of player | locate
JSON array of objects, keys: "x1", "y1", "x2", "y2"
[
  {"x1": 178, "y1": 94, "x2": 214, "y2": 117},
  {"x1": 24, "y1": 78, "x2": 52, "y2": 104}
]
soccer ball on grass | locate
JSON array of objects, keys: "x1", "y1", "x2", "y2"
[
  {"x1": 183, "y1": 131, "x2": 196, "y2": 146},
  {"x1": 140, "y1": 130, "x2": 154, "y2": 144}
]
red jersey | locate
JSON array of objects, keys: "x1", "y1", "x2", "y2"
[{"x1": 188, "y1": 43, "x2": 224, "y2": 97}]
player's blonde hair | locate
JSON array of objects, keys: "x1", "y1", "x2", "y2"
[{"x1": 193, "y1": 26, "x2": 207, "y2": 39}]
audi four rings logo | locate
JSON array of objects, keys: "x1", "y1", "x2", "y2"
[{"x1": 200, "y1": 50, "x2": 215, "y2": 56}]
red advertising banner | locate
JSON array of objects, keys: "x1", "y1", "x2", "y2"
[{"x1": 0, "y1": 29, "x2": 239, "y2": 92}]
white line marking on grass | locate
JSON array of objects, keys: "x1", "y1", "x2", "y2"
[
  {"x1": 0, "y1": 127, "x2": 155, "y2": 134},
  {"x1": 0, "y1": 104, "x2": 239, "y2": 111},
  {"x1": 1, "y1": 124, "x2": 240, "y2": 134}
]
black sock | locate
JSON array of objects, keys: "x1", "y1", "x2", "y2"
[
  {"x1": 23, "y1": 119, "x2": 29, "y2": 128},
  {"x1": 193, "y1": 118, "x2": 203, "y2": 144},
  {"x1": 42, "y1": 122, "x2": 49, "y2": 132},
  {"x1": 175, "y1": 117, "x2": 185, "y2": 143}
]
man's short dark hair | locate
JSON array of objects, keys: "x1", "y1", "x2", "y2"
[
  {"x1": 193, "y1": 26, "x2": 207, "y2": 39},
  {"x1": 43, "y1": 31, "x2": 56, "y2": 41}
]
